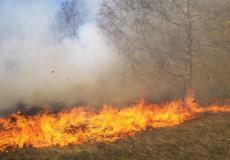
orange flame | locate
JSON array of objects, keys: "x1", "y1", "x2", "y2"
[{"x1": 0, "y1": 92, "x2": 229, "y2": 151}]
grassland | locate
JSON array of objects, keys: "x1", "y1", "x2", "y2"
[{"x1": 0, "y1": 113, "x2": 229, "y2": 160}]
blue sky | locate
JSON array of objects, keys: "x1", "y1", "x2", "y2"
[
  {"x1": 0, "y1": 0, "x2": 102, "y2": 40},
  {"x1": 0, "y1": 0, "x2": 102, "y2": 19}
]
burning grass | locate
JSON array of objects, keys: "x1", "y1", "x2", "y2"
[
  {"x1": 0, "y1": 91, "x2": 229, "y2": 153},
  {"x1": 0, "y1": 113, "x2": 229, "y2": 160}
]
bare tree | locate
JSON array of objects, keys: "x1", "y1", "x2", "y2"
[
  {"x1": 53, "y1": 0, "x2": 87, "y2": 41},
  {"x1": 99, "y1": 0, "x2": 230, "y2": 100}
]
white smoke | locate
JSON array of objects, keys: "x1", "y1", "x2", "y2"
[{"x1": 0, "y1": 0, "x2": 123, "y2": 112}]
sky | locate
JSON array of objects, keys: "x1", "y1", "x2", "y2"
[{"x1": 0, "y1": 0, "x2": 102, "y2": 38}]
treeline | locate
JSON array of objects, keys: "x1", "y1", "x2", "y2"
[
  {"x1": 54, "y1": 0, "x2": 230, "y2": 104},
  {"x1": 99, "y1": 0, "x2": 230, "y2": 103}
]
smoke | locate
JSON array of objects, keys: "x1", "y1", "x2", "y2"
[{"x1": 0, "y1": 0, "x2": 139, "y2": 113}]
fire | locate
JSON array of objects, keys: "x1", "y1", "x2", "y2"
[{"x1": 0, "y1": 92, "x2": 229, "y2": 152}]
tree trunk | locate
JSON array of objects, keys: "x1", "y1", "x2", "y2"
[{"x1": 185, "y1": 0, "x2": 193, "y2": 94}]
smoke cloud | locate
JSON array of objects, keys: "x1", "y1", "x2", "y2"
[{"x1": 0, "y1": 0, "x2": 139, "y2": 113}]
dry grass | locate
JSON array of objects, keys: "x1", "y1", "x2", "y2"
[{"x1": 0, "y1": 113, "x2": 229, "y2": 160}]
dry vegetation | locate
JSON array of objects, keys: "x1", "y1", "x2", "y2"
[{"x1": 1, "y1": 113, "x2": 229, "y2": 160}]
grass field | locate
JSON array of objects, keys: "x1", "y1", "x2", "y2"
[{"x1": 0, "y1": 113, "x2": 229, "y2": 160}]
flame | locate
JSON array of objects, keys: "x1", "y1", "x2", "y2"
[{"x1": 0, "y1": 92, "x2": 229, "y2": 151}]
